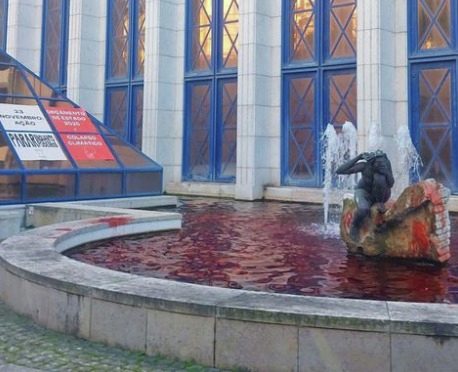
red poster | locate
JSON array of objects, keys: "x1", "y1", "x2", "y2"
[
  {"x1": 46, "y1": 107, "x2": 97, "y2": 133},
  {"x1": 61, "y1": 134, "x2": 115, "y2": 161}
]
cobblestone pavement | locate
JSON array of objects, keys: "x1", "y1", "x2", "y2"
[{"x1": 0, "y1": 300, "x2": 224, "y2": 372}]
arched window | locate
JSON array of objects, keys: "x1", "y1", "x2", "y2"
[
  {"x1": 183, "y1": 0, "x2": 239, "y2": 182},
  {"x1": 0, "y1": 0, "x2": 7, "y2": 50},
  {"x1": 105, "y1": 0, "x2": 145, "y2": 149},
  {"x1": 41, "y1": 0, "x2": 69, "y2": 94},
  {"x1": 282, "y1": 0, "x2": 357, "y2": 187},
  {"x1": 409, "y1": 0, "x2": 458, "y2": 192}
]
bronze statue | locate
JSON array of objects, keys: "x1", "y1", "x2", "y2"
[{"x1": 336, "y1": 150, "x2": 394, "y2": 240}]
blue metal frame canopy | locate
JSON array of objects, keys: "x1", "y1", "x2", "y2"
[{"x1": 0, "y1": 49, "x2": 163, "y2": 204}]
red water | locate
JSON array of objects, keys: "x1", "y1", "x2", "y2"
[{"x1": 67, "y1": 198, "x2": 458, "y2": 303}]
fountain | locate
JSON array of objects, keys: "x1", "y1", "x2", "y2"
[
  {"x1": 322, "y1": 121, "x2": 357, "y2": 232},
  {"x1": 0, "y1": 166, "x2": 457, "y2": 371},
  {"x1": 393, "y1": 125, "x2": 423, "y2": 197}
]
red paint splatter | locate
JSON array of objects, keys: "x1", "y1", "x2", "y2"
[
  {"x1": 343, "y1": 211, "x2": 353, "y2": 231},
  {"x1": 411, "y1": 220, "x2": 430, "y2": 256},
  {"x1": 96, "y1": 216, "x2": 132, "y2": 228}
]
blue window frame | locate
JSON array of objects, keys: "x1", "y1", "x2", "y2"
[
  {"x1": 105, "y1": 0, "x2": 145, "y2": 149},
  {"x1": 408, "y1": 0, "x2": 458, "y2": 192},
  {"x1": 183, "y1": 0, "x2": 239, "y2": 182},
  {"x1": 0, "y1": 0, "x2": 8, "y2": 50},
  {"x1": 282, "y1": 0, "x2": 357, "y2": 187},
  {"x1": 41, "y1": 0, "x2": 69, "y2": 95}
]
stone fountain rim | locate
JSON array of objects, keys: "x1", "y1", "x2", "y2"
[{"x1": 0, "y1": 212, "x2": 457, "y2": 338}]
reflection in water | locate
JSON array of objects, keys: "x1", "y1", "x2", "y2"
[{"x1": 67, "y1": 198, "x2": 458, "y2": 303}]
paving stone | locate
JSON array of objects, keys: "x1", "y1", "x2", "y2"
[{"x1": 0, "y1": 299, "x2": 226, "y2": 371}]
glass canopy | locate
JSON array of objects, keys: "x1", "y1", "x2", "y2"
[{"x1": 0, "y1": 50, "x2": 162, "y2": 204}]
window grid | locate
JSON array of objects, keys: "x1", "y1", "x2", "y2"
[
  {"x1": 183, "y1": 0, "x2": 239, "y2": 183},
  {"x1": 41, "y1": 0, "x2": 69, "y2": 95},
  {"x1": 105, "y1": 0, "x2": 145, "y2": 149},
  {"x1": 408, "y1": 0, "x2": 458, "y2": 192},
  {"x1": 0, "y1": 0, "x2": 7, "y2": 50},
  {"x1": 282, "y1": 0, "x2": 357, "y2": 187}
]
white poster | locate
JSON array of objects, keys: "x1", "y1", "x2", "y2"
[
  {"x1": 0, "y1": 104, "x2": 53, "y2": 132},
  {"x1": 7, "y1": 131, "x2": 68, "y2": 161}
]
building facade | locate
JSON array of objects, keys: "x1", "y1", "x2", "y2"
[{"x1": 2, "y1": 0, "x2": 454, "y2": 202}]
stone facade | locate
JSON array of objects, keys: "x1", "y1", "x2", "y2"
[{"x1": 4, "y1": 0, "x2": 411, "y2": 202}]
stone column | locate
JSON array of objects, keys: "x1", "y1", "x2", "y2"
[
  {"x1": 357, "y1": 0, "x2": 409, "y2": 191},
  {"x1": 235, "y1": 0, "x2": 281, "y2": 200},
  {"x1": 66, "y1": 0, "x2": 107, "y2": 120},
  {"x1": 6, "y1": 0, "x2": 43, "y2": 74},
  {"x1": 143, "y1": 0, "x2": 185, "y2": 186}
]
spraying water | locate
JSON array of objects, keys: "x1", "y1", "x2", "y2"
[
  {"x1": 367, "y1": 121, "x2": 383, "y2": 152},
  {"x1": 321, "y1": 121, "x2": 421, "y2": 236},
  {"x1": 396, "y1": 125, "x2": 422, "y2": 179},
  {"x1": 322, "y1": 121, "x2": 358, "y2": 235},
  {"x1": 393, "y1": 125, "x2": 423, "y2": 197}
]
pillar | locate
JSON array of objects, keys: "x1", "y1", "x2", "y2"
[
  {"x1": 235, "y1": 0, "x2": 281, "y2": 200},
  {"x1": 357, "y1": 0, "x2": 409, "y2": 191},
  {"x1": 6, "y1": 0, "x2": 43, "y2": 74},
  {"x1": 66, "y1": 0, "x2": 107, "y2": 120},
  {"x1": 143, "y1": 0, "x2": 185, "y2": 187}
]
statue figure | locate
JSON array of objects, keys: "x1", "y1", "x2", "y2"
[
  {"x1": 336, "y1": 150, "x2": 394, "y2": 240},
  {"x1": 336, "y1": 151, "x2": 450, "y2": 263}
]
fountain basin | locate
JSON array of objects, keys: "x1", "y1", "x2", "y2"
[{"x1": 0, "y1": 211, "x2": 457, "y2": 371}]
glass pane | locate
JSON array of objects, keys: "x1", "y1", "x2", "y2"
[
  {"x1": 218, "y1": 80, "x2": 237, "y2": 179},
  {"x1": 289, "y1": 128, "x2": 315, "y2": 181},
  {"x1": 26, "y1": 174, "x2": 75, "y2": 200},
  {"x1": 289, "y1": 76, "x2": 315, "y2": 127},
  {"x1": 107, "y1": 135, "x2": 154, "y2": 168},
  {"x1": 0, "y1": 132, "x2": 20, "y2": 169},
  {"x1": 126, "y1": 172, "x2": 162, "y2": 194},
  {"x1": 0, "y1": 97, "x2": 37, "y2": 105},
  {"x1": 187, "y1": 82, "x2": 212, "y2": 179},
  {"x1": 40, "y1": 99, "x2": 76, "y2": 108},
  {"x1": 78, "y1": 172, "x2": 122, "y2": 197},
  {"x1": 134, "y1": 86, "x2": 143, "y2": 149},
  {"x1": 0, "y1": 175, "x2": 21, "y2": 201},
  {"x1": 419, "y1": 68, "x2": 451, "y2": 125},
  {"x1": 287, "y1": 75, "x2": 316, "y2": 182},
  {"x1": 0, "y1": 66, "x2": 33, "y2": 96},
  {"x1": 0, "y1": 0, "x2": 7, "y2": 50},
  {"x1": 420, "y1": 127, "x2": 452, "y2": 187},
  {"x1": 418, "y1": 0, "x2": 451, "y2": 50},
  {"x1": 109, "y1": 0, "x2": 130, "y2": 78},
  {"x1": 191, "y1": 0, "x2": 212, "y2": 71},
  {"x1": 21, "y1": 159, "x2": 73, "y2": 169},
  {"x1": 222, "y1": 0, "x2": 239, "y2": 69},
  {"x1": 42, "y1": 0, "x2": 64, "y2": 85},
  {"x1": 136, "y1": 0, "x2": 146, "y2": 77},
  {"x1": 328, "y1": 71, "x2": 357, "y2": 126},
  {"x1": 106, "y1": 87, "x2": 128, "y2": 140},
  {"x1": 290, "y1": 0, "x2": 315, "y2": 62},
  {"x1": 329, "y1": 0, "x2": 357, "y2": 59},
  {"x1": 23, "y1": 70, "x2": 65, "y2": 99}
]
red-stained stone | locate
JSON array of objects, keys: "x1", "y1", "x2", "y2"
[
  {"x1": 341, "y1": 179, "x2": 451, "y2": 263},
  {"x1": 96, "y1": 216, "x2": 133, "y2": 228}
]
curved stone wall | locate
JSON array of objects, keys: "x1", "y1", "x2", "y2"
[{"x1": 0, "y1": 212, "x2": 457, "y2": 371}]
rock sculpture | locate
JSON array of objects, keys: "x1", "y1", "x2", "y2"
[{"x1": 337, "y1": 152, "x2": 450, "y2": 263}]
